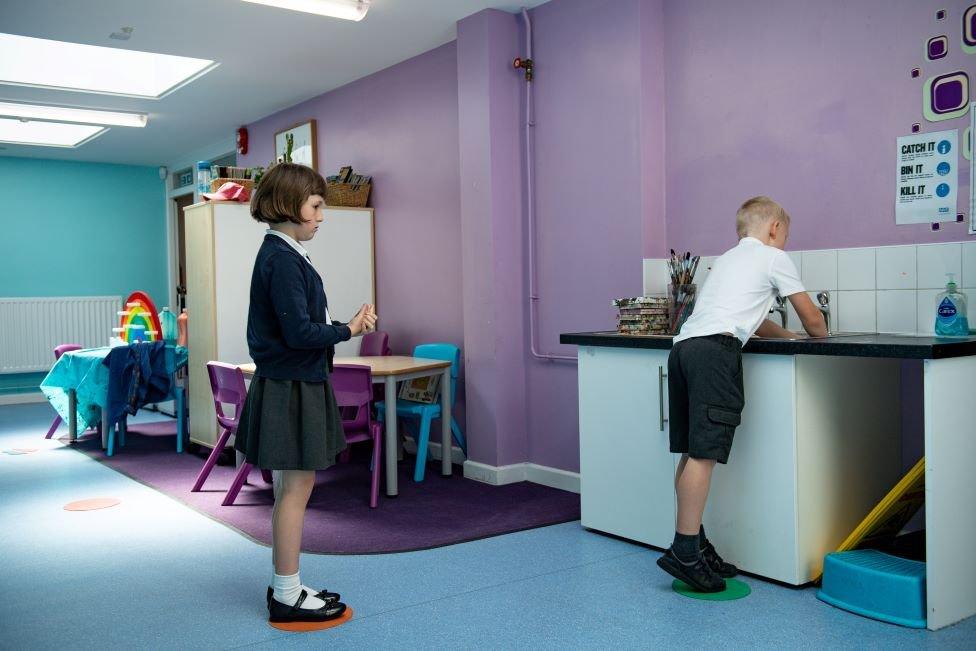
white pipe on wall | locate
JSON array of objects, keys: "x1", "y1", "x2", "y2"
[{"x1": 522, "y1": 6, "x2": 576, "y2": 363}]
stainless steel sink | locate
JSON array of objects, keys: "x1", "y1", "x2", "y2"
[{"x1": 753, "y1": 331, "x2": 876, "y2": 342}]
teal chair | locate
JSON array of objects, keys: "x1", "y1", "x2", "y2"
[{"x1": 376, "y1": 343, "x2": 466, "y2": 482}]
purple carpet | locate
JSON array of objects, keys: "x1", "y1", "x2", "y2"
[{"x1": 70, "y1": 419, "x2": 580, "y2": 554}]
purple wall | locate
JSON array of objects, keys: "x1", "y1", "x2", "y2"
[
  {"x1": 457, "y1": 9, "x2": 529, "y2": 467},
  {"x1": 523, "y1": 0, "x2": 654, "y2": 471},
  {"x1": 664, "y1": 0, "x2": 974, "y2": 255},
  {"x1": 235, "y1": 0, "x2": 972, "y2": 476},
  {"x1": 238, "y1": 43, "x2": 467, "y2": 428}
]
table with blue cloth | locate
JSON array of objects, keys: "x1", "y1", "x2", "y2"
[{"x1": 40, "y1": 343, "x2": 188, "y2": 455}]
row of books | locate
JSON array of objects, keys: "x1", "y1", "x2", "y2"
[{"x1": 327, "y1": 165, "x2": 371, "y2": 186}]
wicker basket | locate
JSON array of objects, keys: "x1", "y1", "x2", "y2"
[
  {"x1": 326, "y1": 181, "x2": 371, "y2": 207},
  {"x1": 210, "y1": 178, "x2": 254, "y2": 193}
]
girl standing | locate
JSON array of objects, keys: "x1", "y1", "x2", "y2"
[{"x1": 235, "y1": 163, "x2": 376, "y2": 624}]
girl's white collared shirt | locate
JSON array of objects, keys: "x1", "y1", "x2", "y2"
[{"x1": 266, "y1": 229, "x2": 332, "y2": 323}]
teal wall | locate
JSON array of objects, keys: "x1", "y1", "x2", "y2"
[
  {"x1": 0, "y1": 157, "x2": 168, "y2": 301},
  {"x1": 0, "y1": 157, "x2": 167, "y2": 395}
]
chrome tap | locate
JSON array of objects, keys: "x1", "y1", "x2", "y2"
[
  {"x1": 816, "y1": 291, "x2": 831, "y2": 335},
  {"x1": 769, "y1": 295, "x2": 787, "y2": 328}
]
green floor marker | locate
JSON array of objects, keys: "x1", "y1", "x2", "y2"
[{"x1": 672, "y1": 578, "x2": 751, "y2": 601}]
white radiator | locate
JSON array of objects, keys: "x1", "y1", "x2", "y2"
[{"x1": 0, "y1": 296, "x2": 121, "y2": 374}]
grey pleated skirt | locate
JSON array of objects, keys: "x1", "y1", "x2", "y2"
[{"x1": 234, "y1": 376, "x2": 347, "y2": 471}]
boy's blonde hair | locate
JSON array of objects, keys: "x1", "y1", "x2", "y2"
[{"x1": 735, "y1": 196, "x2": 790, "y2": 239}]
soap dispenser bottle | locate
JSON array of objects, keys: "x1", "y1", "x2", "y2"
[{"x1": 934, "y1": 274, "x2": 969, "y2": 336}]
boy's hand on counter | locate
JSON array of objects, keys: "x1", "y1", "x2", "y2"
[
  {"x1": 787, "y1": 292, "x2": 828, "y2": 337},
  {"x1": 754, "y1": 319, "x2": 797, "y2": 339}
]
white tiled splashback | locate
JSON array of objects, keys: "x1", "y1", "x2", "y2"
[{"x1": 644, "y1": 241, "x2": 976, "y2": 335}]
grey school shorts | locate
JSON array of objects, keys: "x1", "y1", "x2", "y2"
[{"x1": 667, "y1": 334, "x2": 745, "y2": 464}]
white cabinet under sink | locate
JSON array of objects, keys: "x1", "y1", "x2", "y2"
[
  {"x1": 578, "y1": 346, "x2": 677, "y2": 549},
  {"x1": 577, "y1": 347, "x2": 903, "y2": 585}
]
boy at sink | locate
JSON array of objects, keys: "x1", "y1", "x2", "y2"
[{"x1": 657, "y1": 196, "x2": 827, "y2": 592}]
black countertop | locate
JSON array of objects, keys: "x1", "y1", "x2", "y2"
[{"x1": 559, "y1": 331, "x2": 976, "y2": 360}]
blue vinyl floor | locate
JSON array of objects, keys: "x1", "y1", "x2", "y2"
[{"x1": 1, "y1": 402, "x2": 974, "y2": 649}]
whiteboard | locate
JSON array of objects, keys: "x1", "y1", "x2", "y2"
[
  {"x1": 214, "y1": 203, "x2": 265, "y2": 366},
  {"x1": 213, "y1": 203, "x2": 375, "y2": 362},
  {"x1": 305, "y1": 207, "x2": 376, "y2": 356}
]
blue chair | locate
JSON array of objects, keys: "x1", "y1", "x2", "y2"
[{"x1": 376, "y1": 343, "x2": 466, "y2": 482}]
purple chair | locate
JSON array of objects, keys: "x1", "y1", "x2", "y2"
[
  {"x1": 359, "y1": 330, "x2": 391, "y2": 357},
  {"x1": 359, "y1": 330, "x2": 391, "y2": 404},
  {"x1": 44, "y1": 344, "x2": 83, "y2": 439},
  {"x1": 193, "y1": 362, "x2": 271, "y2": 498},
  {"x1": 332, "y1": 364, "x2": 383, "y2": 508}
]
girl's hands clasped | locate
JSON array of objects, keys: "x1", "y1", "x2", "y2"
[{"x1": 348, "y1": 304, "x2": 377, "y2": 337}]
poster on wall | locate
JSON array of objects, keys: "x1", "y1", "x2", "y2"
[
  {"x1": 971, "y1": 104, "x2": 975, "y2": 235},
  {"x1": 895, "y1": 129, "x2": 958, "y2": 225}
]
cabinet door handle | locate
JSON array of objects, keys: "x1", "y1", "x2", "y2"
[{"x1": 659, "y1": 365, "x2": 668, "y2": 431}]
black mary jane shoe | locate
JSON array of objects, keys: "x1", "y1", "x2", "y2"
[
  {"x1": 268, "y1": 589, "x2": 347, "y2": 623},
  {"x1": 267, "y1": 586, "x2": 341, "y2": 611}
]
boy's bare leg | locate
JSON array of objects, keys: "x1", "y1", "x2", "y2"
[
  {"x1": 658, "y1": 454, "x2": 726, "y2": 591},
  {"x1": 675, "y1": 456, "x2": 716, "y2": 535},
  {"x1": 674, "y1": 454, "x2": 688, "y2": 490}
]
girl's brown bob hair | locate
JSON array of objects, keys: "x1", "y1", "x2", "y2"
[{"x1": 250, "y1": 163, "x2": 328, "y2": 225}]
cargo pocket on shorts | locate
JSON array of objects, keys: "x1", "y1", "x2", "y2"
[
  {"x1": 707, "y1": 406, "x2": 741, "y2": 428},
  {"x1": 706, "y1": 405, "x2": 741, "y2": 461}
]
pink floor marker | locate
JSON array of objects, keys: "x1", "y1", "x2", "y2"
[{"x1": 63, "y1": 498, "x2": 121, "y2": 511}]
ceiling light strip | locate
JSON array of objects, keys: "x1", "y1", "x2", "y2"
[{"x1": 0, "y1": 101, "x2": 147, "y2": 127}]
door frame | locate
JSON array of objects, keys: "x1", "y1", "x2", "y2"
[
  {"x1": 166, "y1": 184, "x2": 194, "y2": 311},
  {"x1": 164, "y1": 149, "x2": 236, "y2": 310}
]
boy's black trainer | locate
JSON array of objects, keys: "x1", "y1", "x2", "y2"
[
  {"x1": 701, "y1": 540, "x2": 738, "y2": 578},
  {"x1": 656, "y1": 547, "x2": 727, "y2": 593}
]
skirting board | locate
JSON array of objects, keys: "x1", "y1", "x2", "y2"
[
  {"x1": 0, "y1": 392, "x2": 47, "y2": 406},
  {"x1": 463, "y1": 460, "x2": 581, "y2": 494}
]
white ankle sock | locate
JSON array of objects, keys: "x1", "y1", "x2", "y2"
[{"x1": 272, "y1": 572, "x2": 325, "y2": 610}]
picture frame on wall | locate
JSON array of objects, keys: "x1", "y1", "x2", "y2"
[{"x1": 274, "y1": 119, "x2": 317, "y2": 170}]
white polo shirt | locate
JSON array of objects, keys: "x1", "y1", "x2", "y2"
[{"x1": 674, "y1": 237, "x2": 805, "y2": 346}]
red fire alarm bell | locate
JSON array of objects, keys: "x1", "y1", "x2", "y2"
[{"x1": 236, "y1": 127, "x2": 248, "y2": 155}]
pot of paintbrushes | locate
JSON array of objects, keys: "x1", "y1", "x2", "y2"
[{"x1": 668, "y1": 250, "x2": 700, "y2": 335}]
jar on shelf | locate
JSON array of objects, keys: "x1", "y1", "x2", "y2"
[{"x1": 196, "y1": 161, "x2": 212, "y2": 197}]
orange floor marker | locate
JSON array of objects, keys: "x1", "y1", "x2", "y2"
[
  {"x1": 64, "y1": 498, "x2": 121, "y2": 511},
  {"x1": 268, "y1": 607, "x2": 354, "y2": 632}
]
